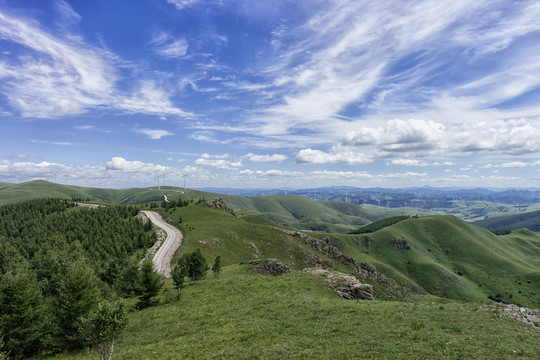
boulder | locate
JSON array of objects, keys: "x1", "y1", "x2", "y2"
[
  {"x1": 304, "y1": 268, "x2": 374, "y2": 300},
  {"x1": 241, "y1": 259, "x2": 292, "y2": 276},
  {"x1": 206, "y1": 198, "x2": 236, "y2": 216}
]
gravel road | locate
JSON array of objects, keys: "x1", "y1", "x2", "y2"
[{"x1": 142, "y1": 210, "x2": 182, "y2": 278}]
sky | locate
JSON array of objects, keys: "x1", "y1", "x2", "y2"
[{"x1": 1, "y1": 0, "x2": 540, "y2": 189}]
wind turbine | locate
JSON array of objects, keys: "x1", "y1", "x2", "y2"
[
  {"x1": 156, "y1": 175, "x2": 160, "y2": 190},
  {"x1": 182, "y1": 174, "x2": 187, "y2": 190}
]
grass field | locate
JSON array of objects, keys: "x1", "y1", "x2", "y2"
[
  {"x1": 47, "y1": 265, "x2": 540, "y2": 360},
  {"x1": 303, "y1": 216, "x2": 540, "y2": 308}
]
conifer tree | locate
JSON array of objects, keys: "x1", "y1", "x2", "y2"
[
  {"x1": 212, "y1": 255, "x2": 222, "y2": 277},
  {"x1": 53, "y1": 260, "x2": 101, "y2": 350},
  {"x1": 0, "y1": 269, "x2": 45, "y2": 358},
  {"x1": 137, "y1": 260, "x2": 163, "y2": 309}
]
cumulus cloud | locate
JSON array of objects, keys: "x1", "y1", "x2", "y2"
[
  {"x1": 456, "y1": 119, "x2": 540, "y2": 155},
  {"x1": 500, "y1": 161, "x2": 527, "y2": 168},
  {"x1": 295, "y1": 148, "x2": 372, "y2": 165},
  {"x1": 343, "y1": 119, "x2": 445, "y2": 154},
  {"x1": 133, "y1": 128, "x2": 174, "y2": 140},
  {"x1": 194, "y1": 158, "x2": 242, "y2": 170},
  {"x1": 245, "y1": 153, "x2": 287, "y2": 163},
  {"x1": 106, "y1": 157, "x2": 168, "y2": 173}
]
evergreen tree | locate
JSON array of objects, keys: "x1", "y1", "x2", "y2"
[
  {"x1": 137, "y1": 260, "x2": 163, "y2": 309},
  {"x1": 52, "y1": 260, "x2": 101, "y2": 350},
  {"x1": 0, "y1": 269, "x2": 45, "y2": 358},
  {"x1": 212, "y1": 255, "x2": 222, "y2": 277},
  {"x1": 116, "y1": 260, "x2": 140, "y2": 297}
]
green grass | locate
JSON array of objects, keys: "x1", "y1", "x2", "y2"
[
  {"x1": 47, "y1": 265, "x2": 540, "y2": 360},
  {"x1": 308, "y1": 216, "x2": 540, "y2": 308},
  {"x1": 165, "y1": 203, "x2": 341, "y2": 273},
  {"x1": 474, "y1": 209, "x2": 540, "y2": 232}
]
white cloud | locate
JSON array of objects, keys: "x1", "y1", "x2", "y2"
[
  {"x1": 0, "y1": 10, "x2": 193, "y2": 118},
  {"x1": 166, "y1": 0, "x2": 200, "y2": 11},
  {"x1": 106, "y1": 157, "x2": 168, "y2": 173},
  {"x1": 31, "y1": 140, "x2": 76, "y2": 146},
  {"x1": 310, "y1": 170, "x2": 373, "y2": 179},
  {"x1": 150, "y1": 31, "x2": 188, "y2": 59},
  {"x1": 295, "y1": 148, "x2": 371, "y2": 165},
  {"x1": 390, "y1": 159, "x2": 428, "y2": 167},
  {"x1": 240, "y1": 169, "x2": 302, "y2": 177},
  {"x1": 343, "y1": 119, "x2": 445, "y2": 155},
  {"x1": 133, "y1": 128, "x2": 174, "y2": 140},
  {"x1": 245, "y1": 153, "x2": 287, "y2": 163},
  {"x1": 500, "y1": 161, "x2": 527, "y2": 168},
  {"x1": 194, "y1": 158, "x2": 242, "y2": 170},
  {"x1": 201, "y1": 153, "x2": 229, "y2": 159}
]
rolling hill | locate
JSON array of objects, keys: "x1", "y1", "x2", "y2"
[
  {"x1": 3, "y1": 182, "x2": 540, "y2": 359},
  {"x1": 308, "y1": 216, "x2": 540, "y2": 308},
  {"x1": 473, "y1": 209, "x2": 540, "y2": 232}
]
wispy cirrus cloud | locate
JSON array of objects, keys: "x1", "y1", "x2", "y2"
[
  {"x1": 0, "y1": 9, "x2": 193, "y2": 118},
  {"x1": 225, "y1": 0, "x2": 540, "y2": 163},
  {"x1": 149, "y1": 31, "x2": 188, "y2": 59}
]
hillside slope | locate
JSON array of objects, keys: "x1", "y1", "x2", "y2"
[
  {"x1": 473, "y1": 209, "x2": 540, "y2": 232},
  {"x1": 311, "y1": 215, "x2": 540, "y2": 308},
  {"x1": 51, "y1": 265, "x2": 540, "y2": 360}
]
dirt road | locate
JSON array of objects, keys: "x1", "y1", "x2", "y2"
[{"x1": 142, "y1": 210, "x2": 182, "y2": 278}]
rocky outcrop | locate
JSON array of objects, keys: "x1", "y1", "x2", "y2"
[
  {"x1": 497, "y1": 304, "x2": 540, "y2": 329},
  {"x1": 206, "y1": 198, "x2": 236, "y2": 216},
  {"x1": 241, "y1": 259, "x2": 292, "y2": 276},
  {"x1": 282, "y1": 230, "x2": 376, "y2": 277},
  {"x1": 304, "y1": 268, "x2": 374, "y2": 300},
  {"x1": 281, "y1": 229, "x2": 412, "y2": 300},
  {"x1": 391, "y1": 238, "x2": 411, "y2": 250}
]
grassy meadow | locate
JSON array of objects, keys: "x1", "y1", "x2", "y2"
[{"x1": 48, "y1": 265, "x2": 540, "y2": 360}]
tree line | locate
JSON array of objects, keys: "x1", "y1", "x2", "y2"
[{"x1": 0, "y1": 199, "x2": 159, "y2": 358}]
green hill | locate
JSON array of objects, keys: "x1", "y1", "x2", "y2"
[
  {"x1": 0, "y1": 181, "x2": 408, "y2": 233},
  {"x1": 309, "y1": 215, "x2": 540, "y2": 308},
  {"x1": 473, "y1": 209, "x2": 540, "y2": 232},
  {"x1": 49, "y1": 265, "x2": 540, "y2": 360}
]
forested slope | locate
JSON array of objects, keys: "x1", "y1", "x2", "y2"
[{"x1": 0, "y1": 199, "x2": 158, "y2": 357}]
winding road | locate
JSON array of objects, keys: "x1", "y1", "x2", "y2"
[{"x1": 142, "y1": 210, "x2": 183, "y2": 278}]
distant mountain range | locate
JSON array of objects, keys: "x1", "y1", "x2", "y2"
[{"x1": 197, "y1": 185, "x2": 540, "y2": 207}]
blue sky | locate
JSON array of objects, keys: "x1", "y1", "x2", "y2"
[{"x1": 1, "y1": 0, "x2": 540, "y2": 189}]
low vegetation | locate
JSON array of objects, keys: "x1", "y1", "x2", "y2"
[
  {"x1": 50, "y1": 265, "x2": 540, "y2": 359},
  {"x1": 350, "y1": 215, "x2": 411, "y2": 234}
]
